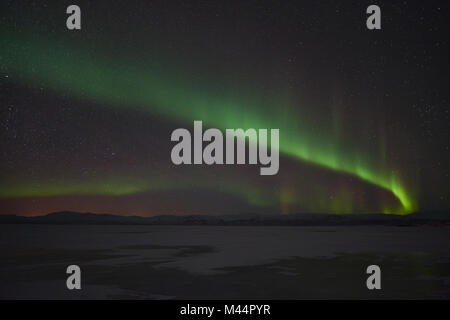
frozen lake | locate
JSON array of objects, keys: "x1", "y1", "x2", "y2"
[{"x1": 1, "y1": 224, "x2": 450, "y2": 299}]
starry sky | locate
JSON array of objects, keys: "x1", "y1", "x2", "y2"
[{"x1": 0, "y1": 0, "x2": 449, "y2": 216}]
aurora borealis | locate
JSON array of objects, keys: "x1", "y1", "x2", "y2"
[{"x1": 1, "y1": 1, "x2": 449, "y2": 216}]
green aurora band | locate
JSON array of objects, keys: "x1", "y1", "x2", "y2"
[
  {"x1": 0, "y1": 175, "x2": 271, "y2": 208},
  {"x1": 0, "y1": 33, "x2": 417, "y2": 214}
]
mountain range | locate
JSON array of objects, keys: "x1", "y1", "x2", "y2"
[{"x1": 0, "y1": 211, "x2": 449, "y2": 226}]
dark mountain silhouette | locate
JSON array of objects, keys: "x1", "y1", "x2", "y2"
[{"x1": 0, "y1": 211, "x2": 449, "y2": 226}]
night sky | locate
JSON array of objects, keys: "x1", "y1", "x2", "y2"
[{"x1": 0, "y1": 0, "x2": 449, "y2": 216}]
